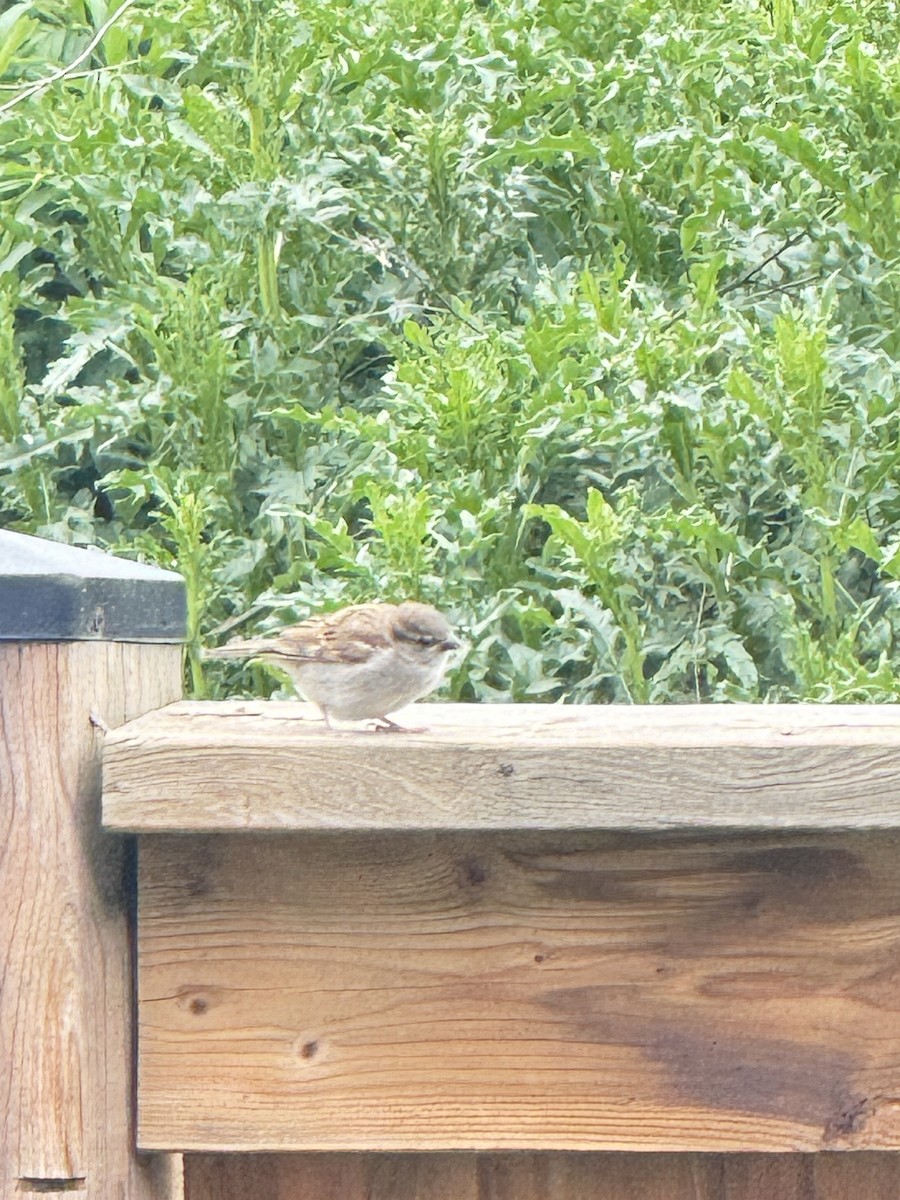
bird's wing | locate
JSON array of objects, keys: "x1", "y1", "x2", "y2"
[{"x1": 271, "y1": 604, "x2": 395, "y2": 664}]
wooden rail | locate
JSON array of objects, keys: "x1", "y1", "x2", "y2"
[
  {"x1": 102, "y1": 698, "x2": 900, "y2": 1175},
  {"x1": 102, "y1": 699, "x2": 900, "y2": 831}
]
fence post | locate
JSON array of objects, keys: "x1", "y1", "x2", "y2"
[{"x1": 0, "y1": 530, "x2": 185, "y2": 1199}]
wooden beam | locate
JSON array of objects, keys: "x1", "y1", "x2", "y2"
[
  {"x1": 105, "y1": 700, "x2": 900, "y2": 831},
  {"x1": 1, "y1": 643, "x2": 184, "y2": 1198},
  {"x1": 182, "y1": 1152, "x2": 900, "y2": 1200},
  {"x1": 137, "y1": 829, "x2": 900, "y2": 1153}
]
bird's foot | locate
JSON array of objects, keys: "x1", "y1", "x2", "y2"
[{"x1": 370, "y1": 717, "x2": 428, "y2": 734}]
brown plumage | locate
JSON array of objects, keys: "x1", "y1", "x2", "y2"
[{"x1": 206, "y1": 601, "x2": 460, "y2": 729}]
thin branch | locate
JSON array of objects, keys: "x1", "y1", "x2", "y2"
[
  {"x1": 662, "y1": 201, "x2": 840, "y2": 331},
  {"x1": 0, "y1": 58, "x2": 143, "y2": 90},
  {"x1": 0, "y1": 0, "x2": 138, "y2": 116},
  {"x1": 419, "y1": 296, "x2": 484, "y2": 335},
  {"x1": 728, "y1": 274, "x2": 822, "y2": 309},
  {"x1": 747, "y1": 273, "x2": 822, "y2": 299},
  {"x1": 692, "y1": 582, "x2": 707, "y2": 704},
  {"x1": 717, "y1": 203, "x2": 838, "y2": 299},
  {"x1": 343, "y1": 224, "x2": 486, "y2": 335}
]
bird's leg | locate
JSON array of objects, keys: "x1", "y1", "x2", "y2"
[{"x1": 318, "y1": 708, "x2": 358, "y2": 734}]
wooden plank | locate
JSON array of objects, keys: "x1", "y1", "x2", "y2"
[
  {"x1": 137, "y1": 829, "x2": 900, "y2": 1153},
  {"x1": 1, "y1": 642, "x2": 183, "y2": 1199},
  {"x1": 104, "y1": 700, "x2": 900, "y2": 831},
  {"x1": 183, "y1": 1152, "x2": 900, "y2": 1200},
  {"x1": 812, "y1": 1152, "x2": 900, "y2": 1198}
]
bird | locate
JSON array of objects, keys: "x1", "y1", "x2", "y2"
[{"x1": 206, "y1": 601, "x2": 460, "y2": 731}]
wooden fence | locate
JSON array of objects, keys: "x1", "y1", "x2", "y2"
[{"x1": 4, "y1": 531, "x2": 900, "y2": 1199}]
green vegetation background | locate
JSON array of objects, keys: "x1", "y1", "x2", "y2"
[{"x1": 1, "y1": 0, "x2": 899, "y2": 703}]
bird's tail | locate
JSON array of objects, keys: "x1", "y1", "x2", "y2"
[{"x1": 202, "y1": 637, "x2": 273, "y2": 662}]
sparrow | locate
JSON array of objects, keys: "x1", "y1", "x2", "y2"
[{"x1": 206, "y1": 601, "x2": 460, "y2": 731}]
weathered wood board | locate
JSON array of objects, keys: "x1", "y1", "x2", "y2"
[
  {"x1": 105, "y1": 701, "x2": 900, "y2": 831},
  {"x1": 1, "y1": 642, "x2": 183, "y2": 1199},
  {"x1": 183, "y1": 1150, "x2": 900, "y2": 1200},
  {"x1": 137, "y1": 829, "x2": 900, "y2": 1152}
]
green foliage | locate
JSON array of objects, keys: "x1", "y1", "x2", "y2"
[{"x1": 2, "y1": 0, "x2": 900, "y2": 704}]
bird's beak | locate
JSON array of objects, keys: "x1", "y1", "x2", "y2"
[{"x1": 441, "y1": 637, "x2": 461, "y2": 652}]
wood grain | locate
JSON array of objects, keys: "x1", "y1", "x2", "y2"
[
  {"x1": 137, "y1": 829, "x2": 900, "y2": 1153},
  {"x1": 183, "y1": 1151, "x2": 900, "y2": 1200},
  {"x1": 1, "y1": 642, "x2": 183, "y2": 1198},
  {"x1": 103, "y1": 700, "x2": 900, "y2": 832}
]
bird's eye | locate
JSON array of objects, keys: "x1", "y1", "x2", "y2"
[{"x1": 395, "y1": 625, "x2": 441, "y2": 647}]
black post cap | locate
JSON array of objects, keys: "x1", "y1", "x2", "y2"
[{"x1": 0, "y1": 530, "x2": 186, "y2": 642}]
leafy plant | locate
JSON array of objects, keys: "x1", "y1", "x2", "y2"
[{"x1": 1, "y1": 0, "x2": 899, "y2": 704}]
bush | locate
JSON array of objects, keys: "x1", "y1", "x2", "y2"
[{"x1": 2, "y1": 0, "x2": 899, "y2": 702}]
